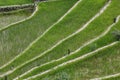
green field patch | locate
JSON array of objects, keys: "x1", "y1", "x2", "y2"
[
  {"x1": 16, "y1": 0, "x2": 120, "y2": 79},
  {"x1": 39, "y1": 42, "x2": 120, "y2": 80},
  {"x1": 3, "y1": 0, "x2": 110, "y2": 79},
  {"x1": 0, "y1": 0, "x2": 77, "y2": 71},
  {"x1": 0, "y1": 9, "x2": 32, "y2": 29},
  {"x1": 0, "y1": 0, "x2": 33, "y2": 6}
]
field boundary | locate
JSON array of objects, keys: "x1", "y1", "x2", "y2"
[
  {"x1": 0, "y1": 4, "x2": 33, "y2": 8},
  {"x1": 0, "y1": 4, "x2": 34, "y2": 13},
  {"x1": 91, "y1": 73, "x2": 120, "y2": 80},
  {"x1": 0, "y1": 7, "x2": 33, "y2": 15},
  {"x1": 0, "y1": 0, "x2": 58, "y2": 8}
]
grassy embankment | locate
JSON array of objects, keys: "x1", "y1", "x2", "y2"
[
  {"x1": 0, "y1": 0, "x2": 108, "y2": 79},
  {"x1": 0, "y1": 0, "x2": 77, "y2": 70},
  {"x1": 18, "y1": 0, "x2": 120, "y2": 80}
]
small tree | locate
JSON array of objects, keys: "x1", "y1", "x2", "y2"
[
  {"x1": 112, "y1": 30, "x2": 120, "y2": 41},
  {"x1": 4, "y1": 75, "x2": 7, "y2": 80},
  {"x1": 90, "y1": 43, "x2": 97, "y2": 51},
  {"x1": 67, "y1": 49, "x2": 71, "y2": 55}
]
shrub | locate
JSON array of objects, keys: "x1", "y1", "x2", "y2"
[{"x1": 112, "y1": 30, "x2": 120, "y2": 41}]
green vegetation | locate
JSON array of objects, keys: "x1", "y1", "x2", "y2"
[
  {"x1": 0, "y1": 0, "x2": 33, "y2": 6},
  {"x1": 0, "y1": 0, "x2": 77, "y2": 68},
  {"x1": 38, "y1": 42, "x2": 120, "y2": 80},
  {"x1": 0, "y1": 0, "x2": 108, "y2": 79},
  {"x1": 16, "y1": 0, "x2": 120, "y2": 79},
  {"x1": 0, "y1": 9, "x2": 32, "y2": 29},
  {"x1": 0, "y1": 0, "x2": 120, "y2": 80}
]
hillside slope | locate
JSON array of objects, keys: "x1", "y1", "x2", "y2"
[{"x1": 0, "y1": 0, "x2": 120, "y2": 80}]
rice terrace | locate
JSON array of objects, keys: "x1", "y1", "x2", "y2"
[{"x1": 0, "y1": 0, "x2": 120, "y2": 80}]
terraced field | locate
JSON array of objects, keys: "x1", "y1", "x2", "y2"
[{"x1": 0, "y1": 0, "x2": 120, "y2": 80}]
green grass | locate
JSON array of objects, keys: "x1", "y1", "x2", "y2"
[
  {"x1": 0, "y1": 0, "x2": 77, "y2": 70},
  {"x1": 0, "y1": 0, "x2": 108, "y2": 79},
  {"x1": 15, "y1": 0, "x2": 120, "y2": 79},
  {"x1": 10, "y1": 0, "x2": 120, "y2": 79},
  {"x1": 38, "y1": 42, "x2": 120, "y2": 80},
  {"x1": 0, "y1": 0, "x2": 120, "y2": 80},
  {"x1": 33, "y1": 18, "x2": 120, "y2": 80},
  {"x1": 0, "y1": 9, "x2": 32, "y2": 29},
  {"x1": 0, "y1": 0, "x2": 33, "y2": 6},
  {"x1": 30, "y1": 20, "x2": 120, "y2": 80}
]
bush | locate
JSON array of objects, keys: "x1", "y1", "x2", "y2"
[
  {"x1": 112, "y1": 30, "x2": 120, "y2": 41},
  {"x1": 55, "y1": 72, "x2": 70, "y2": 80}
]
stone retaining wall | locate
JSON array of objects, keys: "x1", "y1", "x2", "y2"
[{"x1": 0, "y1": 4, "x2": 35, "y2": 13}]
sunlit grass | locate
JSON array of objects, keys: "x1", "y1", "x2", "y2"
[
  {"x1": 19, "y1": 0, "x2": 120, "y2": 80},
  {"x1": 0, "y1": 0, "x2": 33, "y2": 6},
  {"x1": 0, "y1": 0, "x2": 109, "y2": 79},
  {"x1": 0, "y1": 0, "x2": 77, "y2": 68},
  {"x1": 0, "y1": 0, "x2": 120, "y2": 80}
]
